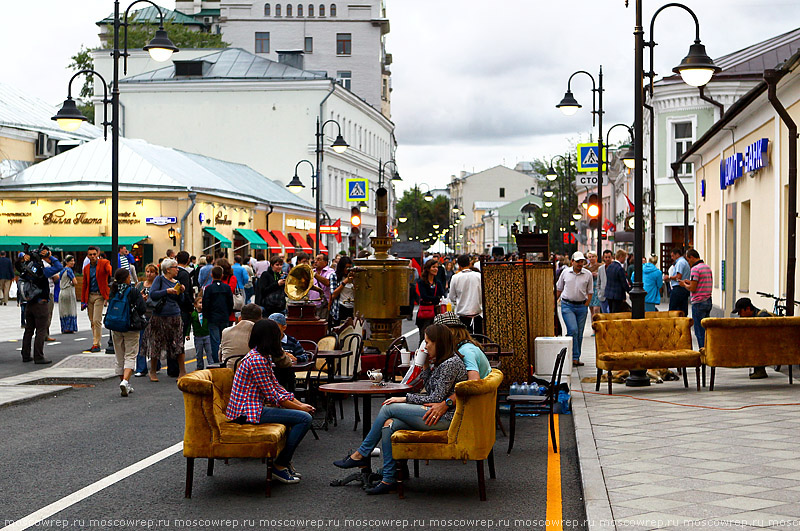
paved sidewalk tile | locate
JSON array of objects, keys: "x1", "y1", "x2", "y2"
[{"x1": 570, "y1": 303, "x2": 800, "y2": 530}]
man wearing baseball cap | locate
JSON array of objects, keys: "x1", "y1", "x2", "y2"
[
  {"x1": 556, "y1": 251, "x2": 594, "y2": 366},
  {"x1": 732, "y1": 298, "x2": 774, "y2": 379}
]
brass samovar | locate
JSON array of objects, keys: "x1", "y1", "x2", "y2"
[{"x1": 351, "y1": 186, "x2": 411, "y2": 353}]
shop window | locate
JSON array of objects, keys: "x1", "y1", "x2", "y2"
[
  {"x1": 255, "y1": 32, "x2": 270, "y2": 53},
  {"x1": 336, "y1": 33, "x2": 351, "y2": 55},
  {"x1": 304, "y1": 36, "x2": 313, "y2": 53},
  {"x1": 308, "y1": 3, "x2": 314, "y2": 16},
  {"x1": 330, "y1": 3, "x2": 336, "y2": 16},
  {"x1": 319, "y1": 4, "x2": 325, "y2": 16},
  {"x1": 264, "y1": 3, "x2": 270, "y2": 16},
  {"x1": 673, "y1": 121, "x2": 694, "y2": 177},
  {"x1": 297, "y1": 3, "x2": 303, "y2": 16}
]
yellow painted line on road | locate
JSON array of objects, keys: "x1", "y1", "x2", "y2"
[{"x1": 546, "y1": 414, "x2": 563, "y2": 531}]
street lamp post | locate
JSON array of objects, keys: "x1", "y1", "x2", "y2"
[
  {"x1": 287, "y1": 120, "x2": 348, "y2": 255},
  {"x1": 557, "y1": 67, "x2": 604, "y2": 259},
  {"x1": 54, "y1": 1, "x2": 178, "y2": 259},
  {"x1": 629, "y1": 0, "x2": 719, "y2": 384}
]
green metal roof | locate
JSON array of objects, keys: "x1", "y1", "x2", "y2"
[
  {"x1": 194, "y1": 9, "x2": 221, "y2": 16},
  {"x1": 97, "y1": 6, "x2": 204, "y2": 26},
  {"x1": 203, "y1": 227, "x2": 231, "y2": 248},
  {"x1": 234, "y1": 229, "x2": 270, "y2": 250},
  {"x1": 0, "y1": 236, "x2": 147, "y2": 251}
]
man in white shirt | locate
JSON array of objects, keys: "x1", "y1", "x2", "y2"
[
  {"x1": 556, "y1": 251, "x2": 594, "y2": 366},
  {"x1": 449, "y1": 254, "x2": 483, "y2": 334}
]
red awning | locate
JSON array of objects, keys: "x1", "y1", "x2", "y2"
[
  {"x1": 309, "y1": 232, "x2": 329, "y2": 254},
  {"x1": 255, "y1": 229, "x2": 282, "y2": 253},
  {"x1": 270, "y1": 230, "x2": 296, "y2": 253},
  {"x1": 289, "y1": 232, "x2": 314, "y2": 253}
]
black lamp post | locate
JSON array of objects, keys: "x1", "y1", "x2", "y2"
[
  {"x1": 628, "y1": 0, "x2": 719, "y2": 385},
  {"x1": 53, "y1": 1, "x2": 178, "y2": 261},
  {"x1": 546, "y1": 154, "x2": 573, "y2": 253},
  {"x1": 557, "y1": 68, "x2": 604, "y2": 259},
  {"x1": 287, "y1": 120, "x2": 348, "y2": 256}
]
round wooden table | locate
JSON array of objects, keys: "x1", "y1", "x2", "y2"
[{"x1": 318, "y1": 381, "x2": 410, "y2": 438}]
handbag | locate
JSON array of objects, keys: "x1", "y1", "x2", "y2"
[
  {"x1": 417, "y1": 283, "x2": 438, "y2": 320},
  {"x1": 232, "y1": 287, "x2": 245, "y2": 311}
]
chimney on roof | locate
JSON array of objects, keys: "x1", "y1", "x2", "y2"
[{"x1": 277, "y1": 50, "x2": 304, "y2": 70}]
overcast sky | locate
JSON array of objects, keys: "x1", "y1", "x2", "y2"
[{"x1": 2, "y1": 0, "x2": 799, "y2": 194}]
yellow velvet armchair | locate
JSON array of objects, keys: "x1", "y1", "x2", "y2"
[
  {"x1": 701, "y1": 316, "x2": 800, "y2": 389},
  {"x1": 178, "y1": 368, "x2": 288, "y2": 498},
  {"x1": 390, "y1": 369, "x2": 503, "y2": 501},
  {"x1": 592, "y1": 310, "x2": 685, "y2": 322}
]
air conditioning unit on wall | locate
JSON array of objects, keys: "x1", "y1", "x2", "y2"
[{"x1": 35, "y1": 133, "x2": 57, "y2": 159}]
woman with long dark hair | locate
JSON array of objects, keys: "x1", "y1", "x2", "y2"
[
  {"x1": 215, "y1": 257, "x2": 239, "y2": 323},
  {"x1": 225, "y1": 319, "x2": 315, "y2": 483},
  {"x1": 256, "y1": 255, "x2": 286, "y2": 316},
  {"x1": 329, "y1": 256, "x2": 354, "y2": 326},
  {"x1": 415, "y1": 258, "x2": 445, "y2": 346},
  {"x1": 333, "y1": 323, "x2": 467, "y2": 494},
  {"x1": 58, "y1": 255, "x2": 78, "y2": 333}
]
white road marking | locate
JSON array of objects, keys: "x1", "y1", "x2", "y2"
[
  {"x1": 49, "y1": 342, "x2": 61, "y2": 345},
  {"x1": 15, "y1": 348, "x2": 21, "y2": 351},
  {"x1": 1, "y1": 441, "x2": 183, "y2": 531},
  {"x1": 402, "y1": 328, "x2": 418, "y2": 339},
  {"x1": 73, "y1": 338, "x2": 86, "y2": 341}
]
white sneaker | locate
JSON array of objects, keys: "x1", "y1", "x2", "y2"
[{"x1": 120, "y1": 380, "x2": 130, "y2": 397}]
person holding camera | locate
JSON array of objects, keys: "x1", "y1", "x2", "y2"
[{"x1": 15, "y1": 246, "x2": 62, "y2": 364}]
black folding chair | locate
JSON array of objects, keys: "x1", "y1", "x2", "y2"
[{"x1": 507, "y1": 347, "x2": 567, "y2": 454}]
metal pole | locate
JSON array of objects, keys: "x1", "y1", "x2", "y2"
[
  {"x1": 627, "y1": 0, "x2": 649, "y2": 386},
  {"x1": 597, "y1": 66, "x2": 604, "y2": 259},
  {"x1": 112, "y1": 0, "x2": 120, "y2": 258},
  {"x1": 314, "y1": 117, "x2": 321, "y2": 256}
]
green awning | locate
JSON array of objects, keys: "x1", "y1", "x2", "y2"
[
  {"x1": 203, "y1": 227, "x2": 232, "y2": 248},
  {"x1": 0, "y1": 236, "x2": 147, "y2": 251},
  {"x1": 234, "y1": 228, "x2": 270, "y2": 250}
]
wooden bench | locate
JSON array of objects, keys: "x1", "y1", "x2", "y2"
[
  {"x1": 701, "y1": 316, "x2": 800, "y2": 390},
  {"x1": 592, "y1": 317, "x2": 701, "y2": 394}
]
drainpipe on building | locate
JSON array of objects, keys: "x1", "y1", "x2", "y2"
[
  {"x1": 179, "y1": 191, "x2": 197, "y2": 250},
  {"x1": 764, "y1": 68, "x2": 797, "y2": 316},
  {"x1": 264, "y1": 203, "x2": 274, "y2": 230},
  {"x1": 669, "y1": 162, "x2": 690, "y2": 255},
  {"x1": 698, "y1": 86, "x2": 725, "y2": 117}
]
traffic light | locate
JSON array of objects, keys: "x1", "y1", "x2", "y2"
[
  {"x1": 350, "y1": 206, "x2": 362, "y2": 234},
  {"x1": 587, "y1": 194, "x2": 600, "y2": 230}
]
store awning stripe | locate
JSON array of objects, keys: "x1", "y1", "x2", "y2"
[
  {"x1": 234, "y1": 228, "x2": 270, "y2": 250},
  {"x1": 289, "y1": 232, "x2": 313, "y2": 253},
  {"x1": 203, "y1": 227, "x2": 232, "y2": 248},
  {"x1": 0, "y1": 236, "x2": 147, "y2": 251},
  {"x1": 270, "y1": 230, "x2": 296, "y2": 253},
  {"x1": 308, "y1": 232, "x2": 328, "y2": 254},
  {"x1": 255, "y1": 229, "x2": 282, "y2": 253}
]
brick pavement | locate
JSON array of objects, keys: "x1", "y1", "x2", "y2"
[{"x1": 572, "y1": 305, "x2": 800, "y2": 530}]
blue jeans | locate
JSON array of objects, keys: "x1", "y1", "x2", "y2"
[
  {"x1": 208, "y1": 321, "x2": 230, "y2": 361},
  {"x1": 259, "y1": 406, "x2": 312, "y2": 467},
  {"x1": 691, "y1": 299, "x2": 713, "y2": 348},
  {"x1": 561, "y1": 301, "x2": 588, "y2": 361},
  {"x1": 600, "y1": 300, "x2": 610, "y2": 314},
  {"x1": 357, "y1": 402, "x2": 450, "y2": 483},
  {"x1": 194, "y1": 335, "x2": 214, "y2": 369},
  {"x1": 645, "y1": 302, "x2": 658, "y2": 312}
]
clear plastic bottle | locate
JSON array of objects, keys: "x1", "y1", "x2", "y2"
[
  {"x1": 520, "y1": 383, "x2": 529, "y2": 395},
  {"x1": 510, "y1": 382, "x2": 519, "y2": 395},
  {"x1": 528, "y1": 383, "x2": 539, "y2": 395}
]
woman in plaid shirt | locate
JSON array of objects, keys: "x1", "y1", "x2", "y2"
[{"x1": 226, "y1": 319, "x2": 315, "y2": 484}]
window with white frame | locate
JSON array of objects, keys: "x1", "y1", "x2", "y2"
[
  {"x1": 336, "y1": 71, "x2": 351, "y2": 90},
  {"x1": 673, "y1": 121, "x2": 693, "y2": 177}
]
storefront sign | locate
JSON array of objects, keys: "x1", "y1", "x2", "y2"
[
  {"x1": 1, "y1": 212, "x2": 31, "y2": 225},
  {"x1": 744, "y1": 138, "x2": 769, "y2": 173},
  {"x1": 215, "y1": 211, "x2": 232, "y2": 225},
  {"x1": 43, "y1": 209, "x2": 102, "y2": 225},
  {"x1": 118, "y1": 212, "x2": 141, "y2": 224},
  {"x1": 146, "y1": 216, "x2": 177, "y2": 226},
  {"x1": 286, "y1": 217, "x2": 315, "y2": 230},
  {"x1": 720, "y1": 153, "x2": 743, "y2": 190}
]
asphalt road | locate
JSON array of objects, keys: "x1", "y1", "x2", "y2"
[{"x1": 0, "y1": 321, "x2": 587, "y2": 531}]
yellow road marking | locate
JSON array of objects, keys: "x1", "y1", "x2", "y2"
[{"x1": 546, "y1": 414, "x2": 563, "y2": 531}]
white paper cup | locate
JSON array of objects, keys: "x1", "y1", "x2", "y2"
[{"x1": 400, "y1": 350, "x2": 411, "y2": 365}]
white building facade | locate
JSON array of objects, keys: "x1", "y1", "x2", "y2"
[{"x1": 216, "y1": 0, "x2": 391, "y2": 117}]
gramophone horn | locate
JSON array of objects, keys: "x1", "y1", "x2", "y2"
[{"x1": 285, "y1": 263, "x2": 314, "y2": 301}]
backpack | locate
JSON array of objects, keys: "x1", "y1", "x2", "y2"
[
  {"x1": 104, "y1": 285, "x2": 132, "y2": 332},
  {"x1": 18, "y1": 278, "x2": 43, "y2": 302}
]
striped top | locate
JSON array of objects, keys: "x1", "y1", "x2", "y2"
[{"x1": 689, "y1": 262, "x2": 713, "y2": 303}]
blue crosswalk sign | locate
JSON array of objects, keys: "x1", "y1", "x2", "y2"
[
  {"x1": 577, "y1": 143, "x2": 607, "y2": 173},
  {"x1": 347, "y1": 178, "x2": 369, "y2": 202}
]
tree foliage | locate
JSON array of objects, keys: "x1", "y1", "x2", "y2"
[
  {"x1": 67, "y1": 46, "x2": 96, "y2": 122},
  {"x1": 529, "y1": 153, "x2": 580, "y2": 254},
  {"x1": 396, "y1": 190, "x2": 450, "y2": 242}
]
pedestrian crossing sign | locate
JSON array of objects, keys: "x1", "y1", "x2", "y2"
[
  {"x1": 577, "y1": 143, "x2": 608, "y2": 173},
  {"x1": 346, "y1": 178, "x2": 369, "y2": 202}
]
